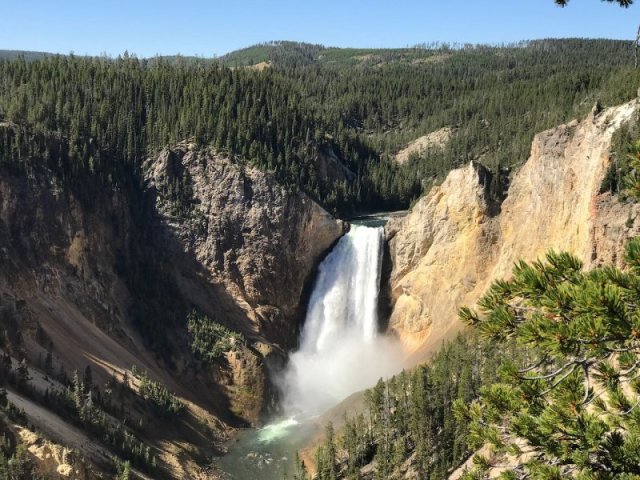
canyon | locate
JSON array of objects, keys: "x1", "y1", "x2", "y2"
[
  {"x1": 1, "y1": 94, "x2": 640, "y2": 477},
  {"x1": 0, "y1": 134, "x2": 344, "y2": 477}
]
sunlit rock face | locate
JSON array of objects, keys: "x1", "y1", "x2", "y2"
[{"x1": 387, "y1": 99, "x2": 640, "y2": 358}]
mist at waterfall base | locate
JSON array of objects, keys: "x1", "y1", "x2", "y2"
[
  {"x1": 279, "y1": 225, "x2": 404, "y2": 417},
  {"x1": 215, "y1": 224, "x2": 406, "y2": 479}
]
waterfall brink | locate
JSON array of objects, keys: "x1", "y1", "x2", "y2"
[{"x1": 280, "y1": 225, "x2": 403, "y2": 417}]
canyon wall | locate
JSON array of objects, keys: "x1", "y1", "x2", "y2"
[
  {"x1": 386, "y1": 99, "x2": 640, "y2": 357},
  {"x1": 145, "y1": 147, "x2": 346, "y2": 348},
  {"x1": 0, "y1": 132, "x2": 344, "y2": 477}
]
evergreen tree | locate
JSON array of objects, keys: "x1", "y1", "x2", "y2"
[
  {"x1": 456, "y1": 237, "x2": 640, "y2": 478},
  {"x1": 293, "y1": 452, "x2": 309, "y2": 480},
  {"x1": 83, "y1": 365, "x2": 93, "y2": 394},
  {"x1": 15, "y1": 359, "x2": 29, "y2": 388},
  {"x1": 117, "y1": 460, "x2": 131, "y2": 480},
  {"x1": 44, "y1": 351, "x2": 53, "y2": 375},
  {"x1": 316, "y1": 422, "x2": 338, "y2": 480}
]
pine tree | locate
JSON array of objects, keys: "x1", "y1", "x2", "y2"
[
  {"x1": 44, "y1": 351, "x2": 53, "y2": 375},
  {"x1": 293, "y1": 452, "x2": 309, "y2": 480},
  {"x1": 72, "y1": 369, "x2": 83, "y2": 412},
  {"x1": 456, "y1": 237, "x2": 640, "y2": 478},
  {"x1": 16, "y1": 359, "x2": 30, "y2": 388},
  {"x1": 117, "y1": 460, "x2": 131, "y2": 480},
  {"x1": 83, "y1": 365, "x2": 93, "y2": 393},
  {"x1": 324, "y1": 422, "x2": 337, "y2": 480}
]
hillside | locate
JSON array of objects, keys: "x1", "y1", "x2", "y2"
[
  {"x1": 0, "y1": 124, "x2": 345, "y2": 477},
  {"x1": 2, "y1": 39, "x2": 640, "y2": 217},
  {"x1": 0, "y1": 50, "x2": 51, "y2": 61}
]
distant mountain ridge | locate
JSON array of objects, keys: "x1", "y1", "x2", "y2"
[
  {"x1": 3, "y1": 37, "x2": 636, "y2": 66},
  {"x1": 0, "y1": 50, "x2": 51, "y2": 61},
  {"x1": 217, "y1": 38, "x2": 636, "y2": 68}
]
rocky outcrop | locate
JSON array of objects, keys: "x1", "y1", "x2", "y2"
[
  {"x1": 315, "y1": 146, "x2": 356, "y2": 186},
  {"x1": 145, "y1": 147, "x2": 346, "y2": 347},
  {"x1": 394, "y1": 127, "x2": 455, "y2": 165},
  {"x1": 387, "y1": 99, "x2": 640, "y2": 356},
  {"x1": 385, "y1": 162, "x2": 500, "y2": 352},
  {"x1": 17, "y1": 427, "x2": 95, "y2": 480}
]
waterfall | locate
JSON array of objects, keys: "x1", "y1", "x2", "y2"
[{"x1": 280, "y1": 224, "x2": 403, "y2": 417}]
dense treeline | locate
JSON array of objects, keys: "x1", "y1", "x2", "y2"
[
  {"x1": 0, "y1": 53, "x2": 389, "y2": 214},
  {"x1": 273, "y1": 39, "x2": 640, "y2": 201},
  {"x1": 1, "y1": 39, "x2": 640, "y2": 215},
  {"x1": 311, "y1": 334, "x2": 513, "y2": 480}
]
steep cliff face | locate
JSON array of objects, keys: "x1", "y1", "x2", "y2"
[
  {"x1": 385, "y1": 163, "x2": 499, "y2": 352},
  {"x1": 0, "y1": 135, "x2": 344, "y2": 477},
  {"x1": 145, "y1": 147, "x2": 346, "y2": 347},
  {"x1": 0, "y1": 168, "x2": 142, "y2": 388},
  {"x1": 387, "y1": 99, "x2": 640, "y2": 356}
]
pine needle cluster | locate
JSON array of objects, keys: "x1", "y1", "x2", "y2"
[{"x1": 456, "y1": 238, "x2": 640, "y2": 479}]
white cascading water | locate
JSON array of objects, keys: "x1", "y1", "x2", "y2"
[
  {"x1": 278, "y1": 224, "x2": 404, "y2": 418},
  {"x1": 220, "y1": 227, "x2": 404, "y2": 480}
]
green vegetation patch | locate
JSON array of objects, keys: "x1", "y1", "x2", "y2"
[
  {"x1": 132, "y1": 366, "x2": 184, "y2": 417},
  {"x1": 187, "y1": 311, "x2": 245, "y2": 362},
  {"x1": 313, "y1": 333, "x2": 513, "y2": 479},
  {"x1": 2, "y1": 39, "x2": 640, "y2": 217}
]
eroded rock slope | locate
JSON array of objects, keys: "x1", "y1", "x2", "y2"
[
  {"x1": 387, "y1": 99, "x2": 640, "y2": 357},
  {"x1": 0, "y1": 133, "x2": 344, "y2": 477},
  {"x1": 145, "y1": 147, "x2": 345, "y2": 348}
]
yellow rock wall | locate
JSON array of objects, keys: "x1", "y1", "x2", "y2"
[{"x1": 387, "y1": 99, "x2": 640, "y2": 358}]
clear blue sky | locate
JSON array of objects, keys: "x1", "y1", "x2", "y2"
[{"x1": 1, "y1": 0, "x2": 639, "y2": 57}]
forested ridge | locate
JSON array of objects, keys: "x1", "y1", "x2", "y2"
[{"x1": 2, "y1": 39, "x2": 640, "y2": 215}]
